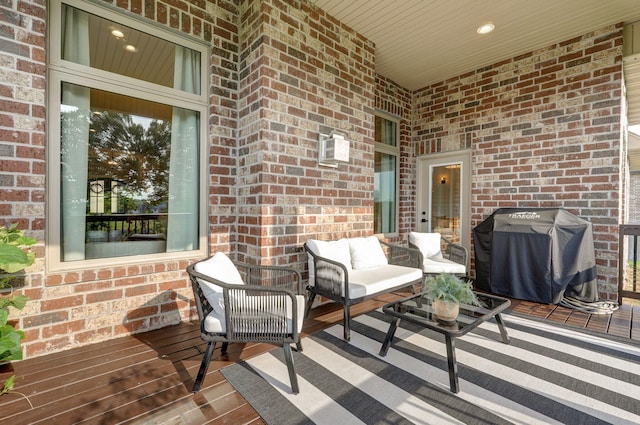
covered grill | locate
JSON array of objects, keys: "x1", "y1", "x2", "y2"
[{"x1": 473, "y1": 208, "x2": 598, "y2": 304}]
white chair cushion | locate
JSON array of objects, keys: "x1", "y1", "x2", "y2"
[
  {"x1": 409, "y1": 232, "x2": 443, "y2": 259},
  {"x1": 203, "y1": 294, "x2": 305, "y2": 334},
  {"x1": 347, "y1": 265, "x2": 422, "y2": 299},
  {"x1": 422, "y1": 256, "x2": 466, "y2": 275},
  {"x1": 306, "y1": 238, "x2": 352, "y2": 286},
  {"x1": 194, "y1": 252, "x2": 244, "y2": 316},
  {"x1": 348, "y1": 236, "x2": 388, "y2": 269}
]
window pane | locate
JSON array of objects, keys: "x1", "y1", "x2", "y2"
[
  {"x1": 374, "y1": 151, "x2": 396, "y2": 234},
  {"x1": 61, "y1": 4, "x2": 201, "y2": 95},
  {"x1": 60, "y1": 82, "x2": 200, "y2": 261},
  {"x1": 431, "y1": 164, "x2": 462, "y2": 243},
  {"x1": 375, "y1": 115, "x2": 397, "y2": 147}
]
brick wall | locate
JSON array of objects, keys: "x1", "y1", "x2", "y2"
[
  {"x1": 0, "y1": 0, "x2": 629, "y2": 360},
  {"x1": 1, "y1": 0, "x2": 48, "y2": 356},
  {"x1": 412, "y1": 25, "x2": 625, "y2": 300},
  {"x1": 235, "y1": 0, "x2": 376, "y2": 266},
  {"x1": 0, "y1": 0, "x2": 239, "y2": 358}
]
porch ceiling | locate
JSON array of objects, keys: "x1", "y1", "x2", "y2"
[
  {"x1": 312, "y1": 0, "x2": 640, "y2": 170},
  {"x1": 312, "y1": 0, "x2": 640, "y2": 91}
]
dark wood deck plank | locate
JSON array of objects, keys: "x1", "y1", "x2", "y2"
[
  {"x1": 585, "y1": 311, "x2": 611, "y2": 333},
  {"x1": 509, "y1": 299, "x2": 540, "y2": 316},
  {"x1": 632, "y1": 305, "x2": 640, "y2": 341},
  {"x1": 74, "y1": 376, "x2": 243, "y2": 425},
  {"x1": 2, "y1": 348, "x2": 200, "y2": 422},
  {"x1": 565, "y1": 309, "x2": 590, "y2": 328},
  {"x1": 547, "y1": 305, "x2": 573, "y2": 324},
  {"x1": 527, "y1": 303, "x2": 557, "y2": 320},
  {"x1": 608, "y1": 304, "x2": 632, "y2": 338},
  {"x1": 1, "y1": 290, "x2": 638, "y2": 425}
]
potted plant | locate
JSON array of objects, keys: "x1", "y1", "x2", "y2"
[
  {"x1": 0, "y1": 224, "x2": 35, "y2": 405},
  {"x1": 424, "y1": 273, "x2": 479, "y2": 324}
]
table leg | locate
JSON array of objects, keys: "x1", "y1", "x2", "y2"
[
  {"x1": 494, "y1": 313, "x2": 510, "y2": 344},
  {"x1": 445, "y1": 335, "x2": 459, "y2": 393},
  {"x1": 379, "y1": 318, "x2": 400, "y2": 356}
]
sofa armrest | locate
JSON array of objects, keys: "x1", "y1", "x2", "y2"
[
  {"x1": 441, "y1": 237, "x2": 467, "y2": 266},
  {"x1": 448, "y1": 243, "x2": 467, "y2": 266},
  {"x1": 380, "y1": 240, "x2": 422, "y2": 269},
  {"x1": 304, "y1": 244, "x2": 350, "y2": 298}
]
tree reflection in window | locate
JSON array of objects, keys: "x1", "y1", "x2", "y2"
[{"x1": 88, "y1": 111, "x2": 170, "y2": 215}]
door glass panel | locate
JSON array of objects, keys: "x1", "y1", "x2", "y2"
[{"x1": 431, "y1": 163, "x2": 461, "y2": 243}]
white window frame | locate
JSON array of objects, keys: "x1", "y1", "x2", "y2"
[
  {"x1": 374, "y1": 111, "x2": 400, "y2": 237},
  {"x1": 46, "y1": 0, "x2": 209, "y2": 272}
]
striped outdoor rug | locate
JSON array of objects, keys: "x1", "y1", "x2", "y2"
[{"x1": 221, "y1": 310, "x2": 640, "y2": 424}]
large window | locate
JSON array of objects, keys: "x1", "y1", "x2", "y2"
[
  {"x1": 374, "y1": 114, "x2": 399, "y2": 235},
  {"x1": 47, "y1": 0, "x2": 208, "y2": 270}
]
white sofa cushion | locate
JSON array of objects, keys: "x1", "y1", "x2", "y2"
[
  {"x1": 194, "y1": 252, "x2": 244, "y2": 316},
  {"x1": 347, "y1": 265, "x2": 422, "y2": 299},
  {"x1": 348, "y1": 236, "x2": 388, "y2": 269},
  {"x1": 409, "y1": 232, "x2": 443, "y2": 259},
  {"x1": 422, "y1": 256, "x2": 466, "y2": 275},
  {"x1": 204, "y1": 294, "x2": 305, "y2": 334},
  {"x1": 306, "y1": 238, "x2": 352, "y2": 285}
]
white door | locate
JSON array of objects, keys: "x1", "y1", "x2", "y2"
[{"x1": 416, "y1": 151, "x2": 471, "y2": 251}]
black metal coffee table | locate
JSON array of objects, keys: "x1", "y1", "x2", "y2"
[{"x1": 379, "y1": 292, "x2": 511, "y2": 393}]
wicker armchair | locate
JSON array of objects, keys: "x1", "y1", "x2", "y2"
[{"x1": 187, "y1": 253, "x2": 304, "y2": 393}]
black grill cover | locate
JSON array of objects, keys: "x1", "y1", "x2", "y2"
[{"x1": 473, "y1": 208, "x2": 598, "y2": 304}]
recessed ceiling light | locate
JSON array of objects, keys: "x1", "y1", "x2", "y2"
[
  {"x1": 111, "y1": 29, "x2": 124, "y2": 38},
  {"x1": 125, "y1": 44, "x2": 137, "y2": 52},
  {"x1": 477, "y1": 23, "x2": 495, "y2": 35}
]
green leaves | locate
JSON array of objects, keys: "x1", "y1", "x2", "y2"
[
  {"x1": 1, "y1": 375, "x2": 15, "y2": 396},
  {"x1": 0, "y1": 322, "x2": 25, "y2": 362},
  {"x1": 0, "y1": 244, "x2": 32, "y2": 274},
  {"x1": 0, "y1": 224, "x2": 32, "y2": 398},
  {"x1": 425, "y1": 273, "x2": 479, "y2": 305},
  {"x1": 0, "y1": 295, "x2": 28, "y2": 313},
  {"x1": 0, "y1": 224, "x2": 36, "y2": 277}
]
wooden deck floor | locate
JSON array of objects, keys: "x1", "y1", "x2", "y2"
[{"x1": 1, "y1": 291, "x2": 639, "y2": 424}]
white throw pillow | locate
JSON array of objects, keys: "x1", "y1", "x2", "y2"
[
  {"x1": 348, "y1": 236, "x2": 388, "y2": 269},
  {"x1": 306, "y1": 238, "x2": 352, "y2": 286},
  {"x1": 194, "y1": 252, "x2": 244, "y2": 316},
  {"x1": 306, "y1": 238, "x2": 352, "y2": 269},
  {"x1": 409, "y1": 232, "x2": 443, "y2": 259}
]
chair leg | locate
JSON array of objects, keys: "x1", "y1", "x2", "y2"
[
  {"x1": 221, "y1": 341, "x2": 229, "y2": 354},
  {"x1": 343, "y1": 304, "x2": 351, "y2": 341},
  {"x1": 192, "y1": 341, "x2": 216, "y2": 393},
  {"x1": 304, "y1": 292, "x2": 316, "y2": 318},
  {"x1": 283, "y1": 343, "x2": 299, "y2": 394}
]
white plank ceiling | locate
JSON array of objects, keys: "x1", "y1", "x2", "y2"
[
  {"x1": 311, "y1": 0, "x2": 640, "y2": 91},
  {"x1": 311, "y1": 0, "x2": 640, "y2": 169}
]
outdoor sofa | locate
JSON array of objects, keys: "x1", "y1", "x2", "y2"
[{"x1": 304, "y1": 236, "x2": 423, "y2": 341}]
